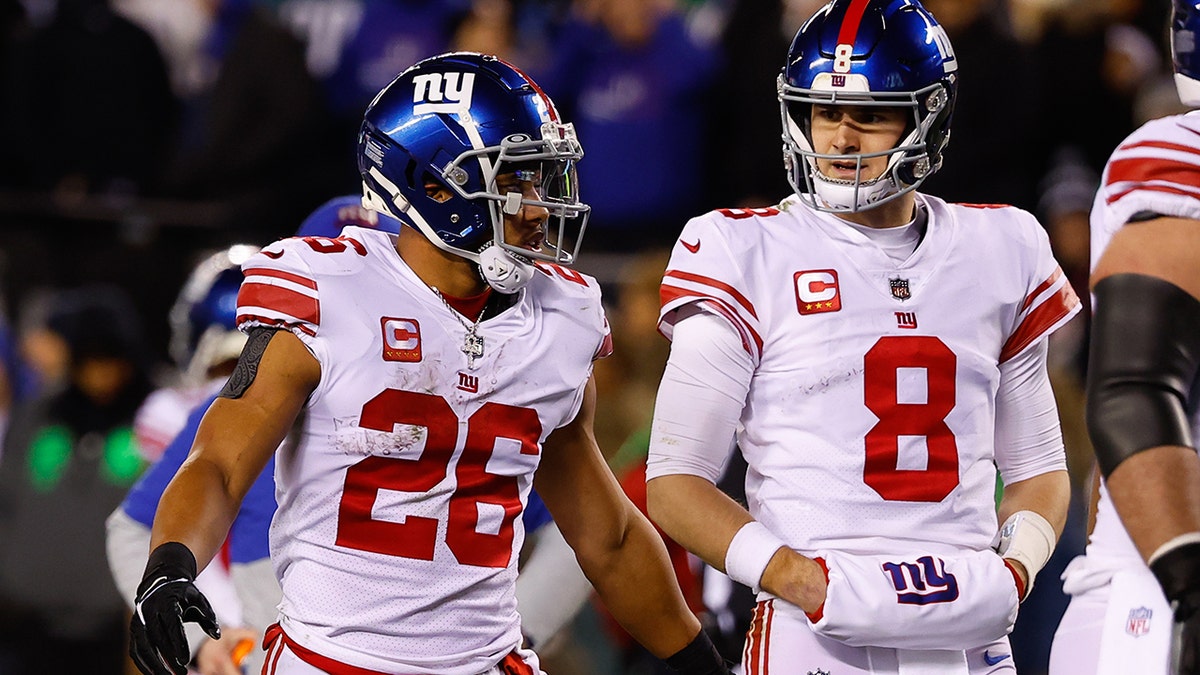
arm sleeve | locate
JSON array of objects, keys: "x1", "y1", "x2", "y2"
[
  {"x1": 646, "y1": 306, "x2": 753, "y2": 483},
  {"x1": 993, "y1": 340, "x2": 1069, "y2": 484}
]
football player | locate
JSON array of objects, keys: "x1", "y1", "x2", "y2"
[
  {"x1": 108, "y1": 245, "x2": 275, "y2": 675},
  {"x1": 646, "y1": 1, "x2": 1078, "y2": 673},
  {"x1": 1050, "y1": 2, "x2": 1200, "y2": 673},
  {"x1": 127, "y1": 52, "x2": 728, "y2": 675}
]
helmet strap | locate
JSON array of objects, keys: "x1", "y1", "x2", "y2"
[{"x1": 478, "y1": 244, "x2": 534, "y2": 294}]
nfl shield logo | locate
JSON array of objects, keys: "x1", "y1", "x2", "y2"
[
  {"x1": 1126, "y1": 607, "x2": 1153, "y2": 637},
  {"x1": 890, "y1": 277, "x2": 911, "y2": 301}
]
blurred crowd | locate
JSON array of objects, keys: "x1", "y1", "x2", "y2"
[{"x1": 0, "y1": 0, "x2": 1184, "y2": 674}]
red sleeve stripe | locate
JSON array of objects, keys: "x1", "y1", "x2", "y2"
[
  {"x1": 235, "y1": 313, "x2": 318, "y2": 338},
  {"x1": 663, "y1": 269, "x2": 758, "y2": 318},
  {"x1": 238, "y1": 273, "x2": 320, "y2": 326},
  {"x1": 244, "y1": 267, "x2": 317, "y2": 290},
  {"x1": 1116, "y1": 139, "x2": 1200, "y2": 159},
  {"x1": 1021, "y1": 267, "x2": 1064, "y2": 313},
  {"x1": 1106, "y1": 182, "x2": 1200, "y2": 206},
  {"x1": 1105, "y1": 157, "x2": 1200, "y2": 190},
  {"x1": 837, "y1": 0, "x2": 872, "y2": 47},
  {"x1": 660, "y1": 284, "x2": 763, "y2": 358},
  {"x1": 594, "y1": 331, "x2": 614, "y2": 360},
  {"x1": 1000, "y1": 282, "x2": 1080, "y2": 363}
]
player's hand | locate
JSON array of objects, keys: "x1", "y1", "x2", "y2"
[
  {"x1": 1152, "y1": 541, "x2": 1200, "y2": 675},
  {"x1": 129, "y1": 542, "x2": 221, "y2": 675},
  {"x1": 195, "y1": 627, "x2": 259, "y2": 675},
  {"x1": 1171, "y1": 604, "x2": 1200, "y2": 675}
]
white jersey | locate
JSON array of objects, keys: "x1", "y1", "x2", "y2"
[
  {"x1": 1082, "y1": 111, "x2": 1200, "y2": 581},
  {"x1": 658, "y1": 195, "x2": 1079, "y2": 558},
  {"x1": 235, "y1": 227, "x2": 610, "y2": 675}
]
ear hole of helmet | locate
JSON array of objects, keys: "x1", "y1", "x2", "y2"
[{"x1": 421, "y1": 172, "x2": 454, "y2": 203}]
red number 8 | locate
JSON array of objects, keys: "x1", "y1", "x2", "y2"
[{"x1": 862, "y1": 336, "x2": 958, "y2": 502}]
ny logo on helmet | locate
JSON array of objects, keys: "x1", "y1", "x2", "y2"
[{"x1": 412, "y1": 72, "x2": 476, "y2": 115}]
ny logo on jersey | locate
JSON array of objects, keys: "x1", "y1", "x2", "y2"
[
  {"x1": 881, "y1": 556, "x2": 959, "y2": 605},
  {"x1": 412, "y1": 72, "x2": 476, "y2": 115},
  {"x1": 457, "y1": 372, "x2": 479, "y2": 393},
  {"x1": 795, "y1": 269, "x2": 842, "y2": 315},
  {"x1": 895, "y1": 311, "x2": 918, "y2": 329},
  {"x1": 381, "y1": 317, "x2": 422, "y2": 362}
]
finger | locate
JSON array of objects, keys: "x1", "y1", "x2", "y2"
[
  {"x1": 195, "y1": 640, "x2": 244, "y2": 675},
  {"x1": 184, "y1": 586, "x2": 222, "y2": 640},
  {"x1": 212, "y1": 653, "x2": 244, "y2": 675},
  {"x1": 130, "y1": 627, "x2": 176, "y2": 675},
  {"x1": 1185, "y1": 624, "x2": 1200, "y2": 674},
  {"x1": 147, "y1": 610, "x2": 191, "y2": 674}
]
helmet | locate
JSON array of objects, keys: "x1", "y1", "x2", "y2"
[
  {"x1": 358, "y1": 52, "x2": 589, "y2": 293},
  {"x1": 296, "y1": 195, "x2": 403, "y2": 238},
  {"x1": 779, "y1": 0, "x2": 958, "y2": 213},
  {"x1": 169, "y1": 244, "x2": 260, "y2": 382},
  {"x1": 1174, "y1": 1, "x2": 1200, "y2": 106}
]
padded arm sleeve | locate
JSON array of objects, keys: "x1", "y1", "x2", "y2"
[
  {"x1": 1087, "y1": 274, "x2": 1200, "y2": 477},
  {"x1": 647, "y1": 306, "x2": 753, "y2": 483},
  {"x1": 994, "y1": 340, "x2": 1069, "y2": 483}
]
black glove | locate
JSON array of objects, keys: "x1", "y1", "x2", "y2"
[
  {"x1": 129, "y1": 542, "x2": 221, "y2": 675},
  {"x1": 664, "y1": 629, "x2": 733, "y2": 675},
  {"x1": 1151, "y1": 541, "x2": 1200, "y2": 675}
]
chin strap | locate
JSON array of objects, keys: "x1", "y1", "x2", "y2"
[
  {"x1": 363, "y1": 176, "x2": 536, "y2": 294},
  {"x1": 478, "y1": 244, "x2": 534, "y2": 293}
]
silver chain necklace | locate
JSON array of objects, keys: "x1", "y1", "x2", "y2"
[{"x1": 433, "y1": 289, "x2": 488, "y2": 369}]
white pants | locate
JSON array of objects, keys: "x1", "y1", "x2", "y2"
[
  {"x1": 1049, "y1": 564, "x2": 1171, "y2": 675},
  {"x1": 742, "y1": 600, "x2": 1017, "y2": 675},
  {"x1": 260, "y1": 624, "x2": 544, "y2": 675}
]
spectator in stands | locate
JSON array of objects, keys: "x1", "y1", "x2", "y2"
[{"x1": 0, "y1": 285, "x2": 153, "y2": 675}]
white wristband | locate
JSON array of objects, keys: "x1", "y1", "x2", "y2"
[
  {"x1": 992, "y1": 510, "x2": 1056, "y2": 597},
  {"x1": 1149, "y1": 532, "x2": 1200, "y2": 566},
  {"x1": 724, "y1": 521, "x2": 787, "y2": 594}
]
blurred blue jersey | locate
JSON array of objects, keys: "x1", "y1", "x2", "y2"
[{"x1": 121, "y1": 394, "x2": 276, "y2": 563}]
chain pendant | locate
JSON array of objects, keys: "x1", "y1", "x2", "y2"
[{"x1": 463, "y1": 332, "x2": 485, "y2": 369}]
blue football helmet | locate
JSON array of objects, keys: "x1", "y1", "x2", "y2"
[
  {"x1": 1174, "y1": 1, "x2": 1200, "y2": 106},
  {"x1": 779, "y1": 0, "x2": 958, "y2": 213},
  {"x1": 358, "y1": 52, "x2": 589, "y2": 293},
  {"x1": 295, "y1": 195, "x2": 403, "y2": 238},
  {"x1": 169, "y1": 244, "x2": 260, "y2": 381}
]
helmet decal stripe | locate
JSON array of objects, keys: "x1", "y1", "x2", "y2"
[
  {"x1": 505, "y1": 59, "x2": 560, "y2": 122},
  {"x1": 837, "y1": 0, "x2": 873, "y2": 48}
]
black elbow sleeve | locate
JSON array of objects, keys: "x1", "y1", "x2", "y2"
[{"x1": 1087, "y1": 274, "x2": 1200, "y2": 477}]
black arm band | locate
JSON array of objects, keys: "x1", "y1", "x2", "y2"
[
  {"x1": 664, "y1": 629, "x2": 726, "y2": 674},
  {"x1": 1151, "y1": 541, "x2": 1200, "y2": 611},
  {"x1": 137, "y1": 541, "x2": 198, "y2": 596},
  {"x1": 1087, "y1": 274, "x2": 1200, "y2": 477}
]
